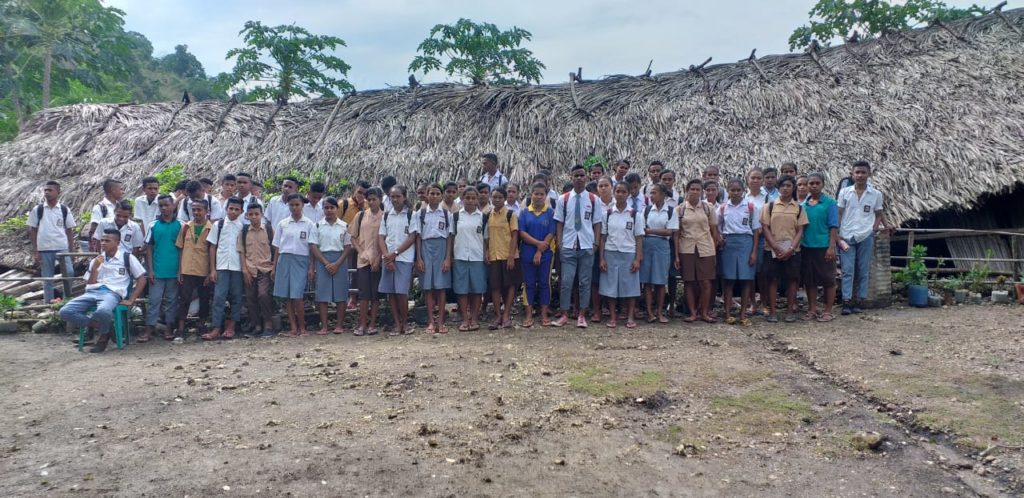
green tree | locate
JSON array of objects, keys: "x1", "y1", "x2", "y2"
[
  {"x1": 409, "y1": 18, "x2": 545, "y2": 85},
  {"x1": 220, "y1": 21, "x2": 352, "y2": 102},
  {"x1": 790, "y1": 0, "x2": 987, "y2": 50},
  {"x1": 160, "y1": 44, "x2": 206, "y2": 79}
]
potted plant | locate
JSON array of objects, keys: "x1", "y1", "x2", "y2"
[
  {"x1": 0, "y1": 295, "x2": 21, "y2": 333},
  {"x1": 991, "y1": 276, "x2": 1010, "y2": 304},
  {"x1": 965, "y1": 255, "x2": 991, "y2": 304},
  {"x1": 938, "y1": 275, "x2": 963, "y2": 306},
  {"x1": 895, "y1": 245, "x2": 929, "y2": 307}
]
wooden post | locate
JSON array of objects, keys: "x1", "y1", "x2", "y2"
[{"x1": 906, "y1": 231, "x2": 915, "y2": 260}]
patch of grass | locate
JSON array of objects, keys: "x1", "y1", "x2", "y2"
[
  {"x1": 652, "y1": 426, "x2": 707, "y2": 455},
  {"x1": 709, "y1": 384, "x2": 817, "y2": 435},
  {"x1": 708, "y1": 368, "x2": 774, "y2": 386},
  {"x1": 567, "y1": 368, "x2": 665, "y2": 399},
  {"x1": 875, "y1": 372, "x2": 1024, "y2": 449}
]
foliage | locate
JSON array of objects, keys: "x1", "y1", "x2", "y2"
[
  {"x1": 0, "y1": 294, "x2": 20, "y2": 317},
  {"x1": 261, "y1": 169, "x2": 351, "y2": 198},
  {"x1": 0, "y1": 214, "x2": 28, "y2": 235},
  {"x1": 894, "y1": 244, "x2": 928, "y2": 286},
  {"x1": 409, "y1": 18, "x2": 545, "y2": 85},
  {"x1": 155, "y1": 164, "x2": 186, "y2": 194},
  {"x1": 220, "y1": 21, "x2": 352, "y2": 102},
  {"x1": 993, "y1": 275, "x2": 1008, "y2": 292},
  {"x1": 964, "y1": 249, "x2": 993, "y2": 294},
  {"x1": 160, "y1": 44, "x2": 206, "y2": 79},
  {"x1": 789, "y1": 0, "x2": 987, "y2": 50},
  {"x1": 938, "y1": 274, "x2": 964, "y2": 292},
  {"x1": 583, "y1": 154, "x2": 607, "y2": 172}
]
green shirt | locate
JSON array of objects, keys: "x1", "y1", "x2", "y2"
[
  {"x1": 148, "y1": 218, "x2": 182, "y2": 279},
  {"x1": 800, "y1": 195, "x2": 839, "y2": 249}
]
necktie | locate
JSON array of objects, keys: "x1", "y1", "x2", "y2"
[
  {"x1": 574, "y1": 193, "x2": 582, "y2": 231},
  {"x1": 631, "y1": 196, "x2": 638, "y2": 212}
]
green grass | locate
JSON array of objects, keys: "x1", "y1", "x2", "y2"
[
  {"x1": 709, "y1": 384, "x2": 817, "y2": 435},
  {"x1": 567, "y1": 368, "x2": 665, "y2": 399}
]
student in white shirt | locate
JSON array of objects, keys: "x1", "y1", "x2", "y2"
[
  {"x1": 89, "y1": 178, "x2": 124, "y2": 251},
  {"x1": 377, "y1": 185, "x2": 417, "y2": 336},
  {"x1": 599, "y1": 182, "x2": 645, "y2": 328},
  {"x1": 92, "y1": 201, "x2": 144, "y2": 257},
  {"x1": 272, "y1": 193, "x2": 318, "y2": 338},
  {"x1": 479, "y1": 153, "x2": 509, "y2": 189},
  {"x1": 134, "y1": 176, "x2": 160, "y2": 236},
  {"x1": 303, "y1": 182, "x2": 326, "y2": 224},
  {"x1": 451, "y1": 186, "x2": 488, "y2": 332},
  {"x1": 743, "y1": 167, "x2": 770, "y2": 315},
  {"x1": 413, "y1": 184, "x2": 453, "y2": 335},
  {"x1": 59, "y1": 228, "x2": 147, "y2": 353},
  {"x1": 553, "y1": 164, "x2": 604, "y2": 328},
  {"x1": 28, "y1": 180, "x2": 76, "y2": 303},
  {"x1": 642, "y1": 161, "x2": 664, "y2": 198},
  {"x1": 837, "y1": 161, "x2": 894, "y2": 314},
  {"x1": 264, "y1": 177, "x2": 300, "y2": 230},
  {"x1": 640, "y1": 184, "x2": 677, "y2": 323},
  {"x1": 204, "y1": 197, "x2": 246, "y2": 340},
  {"x1": 177, "y1": 180, "x2": 225, "y2": 223},
  {"x1": 311, "y1": 197, "x2": 355, "y2": 335},
  {"x1": 234, "y1": 173, "x2": 264, "y2": 224},
  {"x1": 624, "y1": 173, "x2": 646, "y2": 213},
  {"x1": 718, "y1": 178, "x2": 762, "y2": 326}
]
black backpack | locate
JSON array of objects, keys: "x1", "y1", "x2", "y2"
[
  {"x1": 452, "y1": 210, "x2": 510, "y2": 235},
  {"x1": 766, "y1": 201, "x2": 803, "y2": 222},
  {"x1": 36, "y1": 203, "x2": 69, "y2": 227},
  {"x1": 419, "y1": 207, "x2": 451, "y2": 234},
  {"x1": 383, "y1": 209, "x2": 413, "y2": 233},
  {"x1": 240, "y1": 222, "x2": 275, "y2": 259}
]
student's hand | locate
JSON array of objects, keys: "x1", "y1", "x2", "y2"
[
  {"x1": 177, "y1": 272, "x2": 183, "y2": 285},
  {"x1": 442, "y1": 259, "x2": 451, "y2": 273},
  {"x1": 307, "y1": 269, "x2": 315, "y2": 282},
  {"x1": 269, "y1": 267, "x2": 276, "y2": 280},
  {"x1": 536, "y1": 241, "x2": 548, "y2": 252},
  {"x1": 33, "y1": 252, "x2": 41, "y2": 266},
  {"x1": 717, "y1": 237, "x2": 725, "y2": 249},
  {"x1": 599, "y1": 259, "x2": 608, "y2": 272},
  {"x1": 243, "y1": 271, "x2": 253, "y2": 286},
  {"x1": 674, "y1": 256, "x2": 681, "y2": 271},
  {"x1": 506, "y1": 257, "x2": 515, "y2": 271},
  {"x1": 533, "y1": 252, "x2": 542, "y2": 267},
  {"x1": 415, "y1": 259, "x2": 425, "y2": 274},
  {"x1": 92, "y1": 255, "x2": 104, "y2": 269},
  {"x1": 748, "y1": 253, "x2": 757, "y2": 268},
  {"x1": 825, "y1": 247, "x2": 836, "y2": 262},
  {"x1": 148, "y1": 274, "x2": 156, "y2": 285},
  {"x1": 371, "y1": 260, "x2": 381, "y2": 272},
  {"x1": 209, "y1": 271, "x2": 218, "y2": 284},
  {"x1": 203, "y1": 274, "x2": 212, "y2": 286},
  {"x1": 630, "y1": 259, "x2": 641, "y2": 273},
  {"x1": 386, "y1": 260, "x2": 397, "y2": 272}
]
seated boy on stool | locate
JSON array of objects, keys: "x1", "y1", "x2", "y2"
[{"x1": 59, "y1": 229, "x2": 147, "y2": 353}]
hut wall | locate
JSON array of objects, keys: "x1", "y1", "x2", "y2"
[{"x1": 869, "y1": 235, "x2": 893, "y2": 306}]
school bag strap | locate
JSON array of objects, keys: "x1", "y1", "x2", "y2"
[
  {"x1": 644, "y1": 204, "x2": 653, "y2": 223},
  {"x1": 766, "y1": 201, "x2": 802, "y2": 221},
  {"x1": 215, "y1": 219, "x2": 225, "y2": 245},
  {"x1": 560, "y1": 191, "x2": 597, "y2": 221},
  {"x1": 452, "y1": 211, "x2": 459, "y2": 235}
]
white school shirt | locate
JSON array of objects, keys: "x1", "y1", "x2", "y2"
[
  {"x1": 453, "y1": 209, "x2": 486, "y2": 261},
  {"x1": 480, "y1": 171, "x2": 509, "y2": 189},
  {"x1": 88, "y1": 250, "x2": 146, "y2": 299},
  {"x1": 177, "y1": 195, "x2": 224, "y2": 223},
  {"x1": 643, "y1": 201, "x2": 677, "y2": 239},
  {"x1": 412, "y1": 205, "x2": 451, "y2": 240},
  {"x1": 743, "y1": 191, "x2": 769, "y2": 212},
  {"x1": 134, "y1": 195, "x2": 160, "y2": 234},
  {"x1": 238, "y1": 194, "x2": 263, "y2": 225},
  {"x1": 837, "y1": 184, "x2": 884, "y2": 242},
  {"x1": 315, "y1": 219, "x2": 351, "y2": 253},
  {"x1": 378, "y1": 207, "x2": 415, "y2": 264},
  {"x1": 627, "y1": 193, "x2": 647, "y2": 214},
  {"x1": 91, "y1": 198, "x2": 118, "y2": 224},
  {"x1": 264, "y1": 195, "x2": 291, "y2": 230},
  {"x1": 602, "y1": 205, "x2": 645, "y2": 253},
  {"x1": 208, "y1": 217, "x2": 244, "y2": 271},
  {"x1": 273, "y1": 216, "x2": 318, "y2": 256},
  {"x1": 553, "y1": 190, "x2": 604, "y2": 250},
  {"x1": 547, "y1": 189, "x2": 559, "y2": 206},
  {"x1": 27, "y1": 202, "x2": 76, "y2": 251},
  {"x1": 92, "y1": 220, "x2": 144, "y2": 254},
  {"x1": 719, "y1": 199, "x2": 762, "y2": 235},
  {"x1": 303, "y1": 200, "x2": 324, "y2": 224}
]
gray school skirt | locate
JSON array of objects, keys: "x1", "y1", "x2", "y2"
[
  {"x1": 453, "y1": 260, "x2": 487, "y2": 295},
  {"x1": 599, "y1": 250, "x2": 641, "y2": 298},
  {"x1": 273, "y1": 253, "x2": 309, "y2": 299},
  {"x1": 315, "y1": 250, "x2": 349, "y2": 303},
  {"x1": 720, "y1": 234, "x2": 756, "y2": 281},
  {"x1": 640, "y1": 236, "x2": 671, "y2": 285},
  {"x1": 379, "y1": 261, "x2": 413, "y2": 295},
  {"x1": 420, "y1": 238, "x2": 451, "y2": 290}
]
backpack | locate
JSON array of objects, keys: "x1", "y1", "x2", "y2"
[
  {"x1": 720, "y1": 202, "x2": 755, "y2": 230},
  {"x1": 607, "y1": 206, "x2": 637, "y2": 230},
  {"x1": 452, "y1": 210, "x2": 502, "y2": 236},
  {"x1": 241, "y1": 222, "x2": 274, "y2": 259},
  {"x1": 383, "y1": 208, "x2": 413, "y2": 234},
  {"x1": 766, "y1": 201, "x2": 803, "y2": 223},
  {"x1": 680, "y1": 200, "x2": 711, "y2": 219},
  {"x1": 419, "y1": 207, "x2": 451, "y2": 235},
  {"x1": 560, "y1": 191, "x2": 598, "y2": 223},
  {"x1": 36, "y1": 203, "x2": 70, "y2": 227}
]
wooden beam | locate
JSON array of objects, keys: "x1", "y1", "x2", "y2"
[
  {"x1": 209, "y1": 96, "x2": 238, "y2": 143},
  {"x1": 307, "y1": 93, "x2": 351, "y2": 160}
]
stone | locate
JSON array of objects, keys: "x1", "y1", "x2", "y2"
[{"x1": 850, "y1": 431, "x2": 885, "y2": 451}]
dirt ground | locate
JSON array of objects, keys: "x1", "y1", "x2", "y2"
[{"x1": 1, "y1": 305, "x2": 1021, "y2": 497}]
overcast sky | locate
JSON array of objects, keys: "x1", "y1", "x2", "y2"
[{"x1": 106, "y1": 0, "x2": 993, "y2": 91}]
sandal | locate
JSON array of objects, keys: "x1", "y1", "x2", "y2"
[
  {"x1": 436, "y1": 325, "x2": 448, "y2": 334},
  {"x1": 683, "y1": 316, "x2": 696, "y2": 323},
  {"x1": 816, "y1": 313, "x2": 835, "y2": 322},
  {"x1": 625, "y1": 321, "x2": 637, "y2": 329},
  {"x1": 725, "y1": 317, "x2": 737, "y2": 325},
  {"x1": 646, "y1": 316, "x2": 657, "y2": 324},
  {"x1": 487, "y1": 321, "x2": 501, "y2": 331},
  {"x1": 801, "y1": 311, "x2": 818, "y2": 321},
  {"x1": 468, "y1": 324, "x2": 480, "y2": 331},
  {"x1": 403, "y1": 325, "x2": 415, "y2": 335},
  {"x1": 136, "y1": 334, "x2": 151, "y2": 343},
  {"x1": 366, "y1": 327, "x2": 379, "y2": 336},
  {"x1": 502, "y1": 320, "x2": 513, "y2": 329},
  {"x1": 606, "y1": 320, "x2": 617, "y2": 329},
  {"x1": 352, "y1": 327, "x2": 365, "y2": 337},
  {"x1": 738, "y1": 318, "x2": 752, "y2": 327},
  {"x1": 315, "y1": 329, "x2": 329, "y2": 336},
  {"x1": 658, "y1": 316, "x2": 670, "y2": 324},
  {"x1": 702, "y1": 316, "x2": 717, "y2": 324},
  {"x1": 522, "y1": 319, "x2": 534, "y2": 329},
  {"x1": 425, "y1": 324, "x2": 436, "y2": 335},
  {"x1": 540, "y1": 319, "x2": 552, "y2": 327},
  {"x1": 765, "y1": 315, "x2": 779, "y2": 323},
  {"x1": 458, "y1": 323, "x2": 471, "y2": 332},
  {"x1": 279, "y1": 331, "x2": 299, "y2": 338}
]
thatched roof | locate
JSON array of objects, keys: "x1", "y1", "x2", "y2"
[{"x1": 1, "y1": 8, "x2": 1023, "y2": 270}]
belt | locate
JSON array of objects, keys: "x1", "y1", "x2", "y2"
[{"x1": 643, "y1": 234, "x2": 670, "y2": 240}]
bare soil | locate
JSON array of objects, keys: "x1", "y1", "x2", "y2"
[{"x1": 1, "y1": 305, "x2": 1021, "y2": 497}]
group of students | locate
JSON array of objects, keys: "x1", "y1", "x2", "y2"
[{"x1": 30, "y1": 153, "x2": 893, "y2": 353}]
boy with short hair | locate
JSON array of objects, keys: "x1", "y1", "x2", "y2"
[
  {"x1": 205, "y1": 197, "x2": 246, "y2": 340},
  {"x1": 218, "y1": 174, "x2": 237, "y2": 204},
  {"x1": 175, "y1": 199, "x2": 213, "y2": 340},
  {"x1": 28, "y1": 180, "x2": 76, "y2": 303},
  {"x1": 238, "y1": 202, "x2": 276, "y2": 337},
  {"x1": 264, "y1": 177, "x2": 301, "y2": 228},
  {"x1": 89, "y1": 178, "x2": 124, "y2": 251},
  {"x1": 179, "y1": 180, "x2": 224, "y2": 222},
  {"x1": 93, "y1": 201, "x2": 145, "y2": 257},
  {"x1": 838, "y1": 161, "x2": 893, "y2": 314},
  {"x1": 763, "y1": 167, "x2": 780, "y2": 202},
  {"x1": 143, "y1": 195, "x2": 181, "y2": 342},
  {"x1": 303, "y1": 181, "x2": 326, "y2": 223},
  {"x1": 135, "y1": 177, "x2": 161, "y2": 236},
  {"x1": 624, "y1": 172, "x2": 646, "y2": 212},
  {"x1": 553, "y1": 164, "x2": 604, "y2": 328},
  {"x1": 235, "y1": 173, "x2": 263, "y2": 213}
]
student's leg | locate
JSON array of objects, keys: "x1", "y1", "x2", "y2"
[
  {"x1": 469, "y1": 294, "x2": 482, "y2": 328},
  {"x1": 59, "y1": 292, "x2": 100, "y2": 329},
  {"x1": 626, "y1": 297, "x2": 636, "y2": 325},
  {"x1": 577, "y1": 249, "x2": 594, "y2": 318},
  {"x1": 766, "y1": 277, "x2": 779, "y2": 320},
  {"x1": 256, "y1": 273, "x2": 275, "y2": 332},
  {"x1": 144, "y1": 277, "x2": 165, "y2": 338},
  {"x1": 458, "y1": 294, "x2": 470, "y2": 325},
  {"x1": 317, "y1": 302, "x2": 329, "y2": 335},
  {"x1": 740, "y1": 280, "x2": 752, "y2": 321},
  {"x1": 605, "y1": 297, "x2": 617, "y2": 327},
  {"x1": 334, "y1": 299, "x2": 347, "y2": 333},
  {"x1": 655, "y1": 285, "x2": 667, "y2": 321},
  {"x1": 39, "y1": 250, "x2": 57, "y2": 303},
  {"x1": 683, "y1": 280, "x2": 698, "y2": 320},
  {"x1": 805, "y1": 283, "x2": 819, "y2": 317},
  {"x1": 643, "y1": 284, "x2": 654, "y2": 318},
  {"x1": 196, "y1": 278, "x2": 212, "y2": 334},
  {"x1": 224, "y1": 271, "x2": 242, "y2": 337},
  {"x1": 176, "y1": 276, "x2": 195, "y2": 337},
  {"x1": 209, "y1": 270, "x2": 230, "y2": 338},
  {"x1": 699, "y1": 279, "x2": 713, "y2": 321},
  {"x1": 435, "y1": 290, "x2": 446, "y2": 330},
  {"x1": 395, "y1": 294, "x2": 409, "y2": 332},
  {"x1": 501, "y1": 286, "x2": 515, "y2": 325},
  {"x1": 558, "y1": 250, "x2": 579, "y2": 318},
  {"x1": 522, "y1": 263, "x2": 536, "y2": 325},
  {"x1": 823, "y1": 283, "x2": 837, "y2": 316},
  {"x1": 786, "y1": 278, "x2": 799, "y2": 315},
  {"x1": 295, "y1": 298, "x2": 308, "y2": 335},
  {"x1": 722, "y1": 280, "x2": 735, "y2": 321}
]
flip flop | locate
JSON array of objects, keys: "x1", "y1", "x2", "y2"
[
  {"x1": 437, "y1": 325, "x2": 448, "y2": 334},
  {"x1": 725, "y1": 317, "x2": 737, "y2": 325},
  {"x1": 738, "y1": 318, "x2": 753, "y2": 327},
  {"x1": 625, "y1": 321, "x2": 637, "y2": 329},
  {"x1": 522, "y1": 319, "x2": 534, "y2": 328},
  {"x1": 646, "y1": 316, "x2": 657, "y2": 324},
  {"x1": 683, "y1": 316, "x2": 696, "y2": 323},
  {"x1": 315, "y1": 330, "x2": 329, "y2": 336},
  {"x1": 658, "y1": 316, "x2": 670, "y2": 324},
  {"x1": 541, "y1": 319, "x2": 552, "y2": 327},
  {"x1": 458, "y1": 323, "x2": 470, "y2": 332},
  {"x1": 606, "y1": 320, "x2": 617, "y2": 329},
  {"x1": 801, "y1": 312, "x2": 818, "y2": 321},
  {"x1": 816, "y1": 313, "x2": 835, "y2": 322},
  {"x1": 487, "y1": 321, "x2": 501, "y2": 331}
]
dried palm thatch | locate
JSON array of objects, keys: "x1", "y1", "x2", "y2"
[{"x1": 0, "y1": 9, "x2": 1023, "y2": 272}]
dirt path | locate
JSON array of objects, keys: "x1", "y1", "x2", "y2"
[{"x1": 1, "y1": 306, "x2": 1020, "y2": 496}]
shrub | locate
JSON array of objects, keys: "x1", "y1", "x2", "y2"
[{"x1": 894, "y1": 244, "x2": 928, "y2": 286}]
